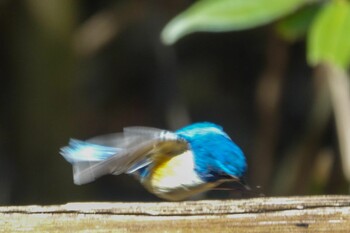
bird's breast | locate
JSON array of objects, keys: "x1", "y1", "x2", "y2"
[{"x1": 141, "y1": 150, "x2": 218, "y2": 201}]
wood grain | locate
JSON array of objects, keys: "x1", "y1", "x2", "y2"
[{"x1": 1, "y1": 196, "x2": 350, "y2": 232}]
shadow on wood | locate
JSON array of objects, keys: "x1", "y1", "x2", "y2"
[{"x1": 1, "y1": 196, "x2": 350, "y2": 232}]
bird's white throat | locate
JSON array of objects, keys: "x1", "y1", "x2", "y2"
[{"x1": 144, "y1": 150, "x2": 218, "y2": 201}]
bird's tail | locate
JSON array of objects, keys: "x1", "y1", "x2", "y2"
[
  {"x1": 60, "y1": 139, "x2": 122, "y2": 185},
  {"x1": 60, "y1": 139, "x2": 121, "y2": 163}
]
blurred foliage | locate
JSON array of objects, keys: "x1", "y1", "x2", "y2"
[
  {"x1": 308, "y1": 0, "x2": 350, "y2": 68},
  {"x1": 276, "y1": 4, "x2": 320, "y2": 42},
  {"x1": 161, "y1": 0, "x2": 311, "y2": 44},
  {"x1": 0, "y1": 0, "x2": 349, "y2": 205}
]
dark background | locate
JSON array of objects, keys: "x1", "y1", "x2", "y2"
[{"x1": 0, "y1": 0, "x2": 346, "y2": 205}]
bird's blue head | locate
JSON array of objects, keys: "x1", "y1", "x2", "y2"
[{"x1": 176, "y1": 122, "x2": 247, "y2": 182}]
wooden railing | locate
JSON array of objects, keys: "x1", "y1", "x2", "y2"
[{"x1": 1, "y1": 196, "x2": 350, "y2": 232}]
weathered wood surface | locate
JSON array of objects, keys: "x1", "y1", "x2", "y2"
[{"x1": 1, "y1": 195, "x2": 350, "y2": 232}]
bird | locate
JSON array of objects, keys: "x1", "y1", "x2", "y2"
[{"x1": 60, "y1": 122, "x2": 247, "y2": 201}]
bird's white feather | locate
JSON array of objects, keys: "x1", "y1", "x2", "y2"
[{"x1": 144, "y1": 150, "x2": 218, "y2": 201}]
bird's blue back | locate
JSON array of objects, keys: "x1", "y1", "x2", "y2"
[{"x1": 176, "y1": 122, "x2": 246, "y2": 182}]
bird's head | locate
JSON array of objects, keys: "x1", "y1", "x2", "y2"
[{"x1": 176, "y1": 122, "x2": 247, "y2": 182}]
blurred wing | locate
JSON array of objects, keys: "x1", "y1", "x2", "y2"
[
  {"x1": 60, "y1": 127, "x2": 181, "y2": 185},
  {"x1": 69, "y1": 139, "x2": 158, "y2": 185},
  {"x1": 122, "y1": 126, "x2": 186, "y2": 173},
  {"x1": 123, "y1": 126, "x2": 179, "y2": 141},
  {"x1": 87, "y1": 133, "x2": 144, "y2": 148}
]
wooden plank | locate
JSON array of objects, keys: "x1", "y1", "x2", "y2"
[{"x1": 1, "y1": 196, "x2": 350, "y2": 232}]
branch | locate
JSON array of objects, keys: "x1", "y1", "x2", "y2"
[{"x1": 323, "y1": 63, "x2": 350, "y2": 182}]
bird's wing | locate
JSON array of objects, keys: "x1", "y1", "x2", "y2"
[
  {"x1": 123, "y1": 126, "x2": 179, "y2": 141},
  {"x1": 86, "y1": 132, "x2": 143, "y2": 148},
  {"x1": 60, "y1": 127, "x2": 185, "y2": 185}
]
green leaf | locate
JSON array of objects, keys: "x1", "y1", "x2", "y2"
[
  {"x1": 276, "y1": 5, "x2": 320, "y2": 42},
  {"x1": 307, "y1": 0, "x2": 350, "y2": 68},
  {"x1": 161, "y1": 0, "x2": 309, "y2": 45}
]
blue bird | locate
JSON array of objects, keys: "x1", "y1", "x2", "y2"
[{"x1": 60, "y1": 122, "x2": 247, "y2": 201}]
